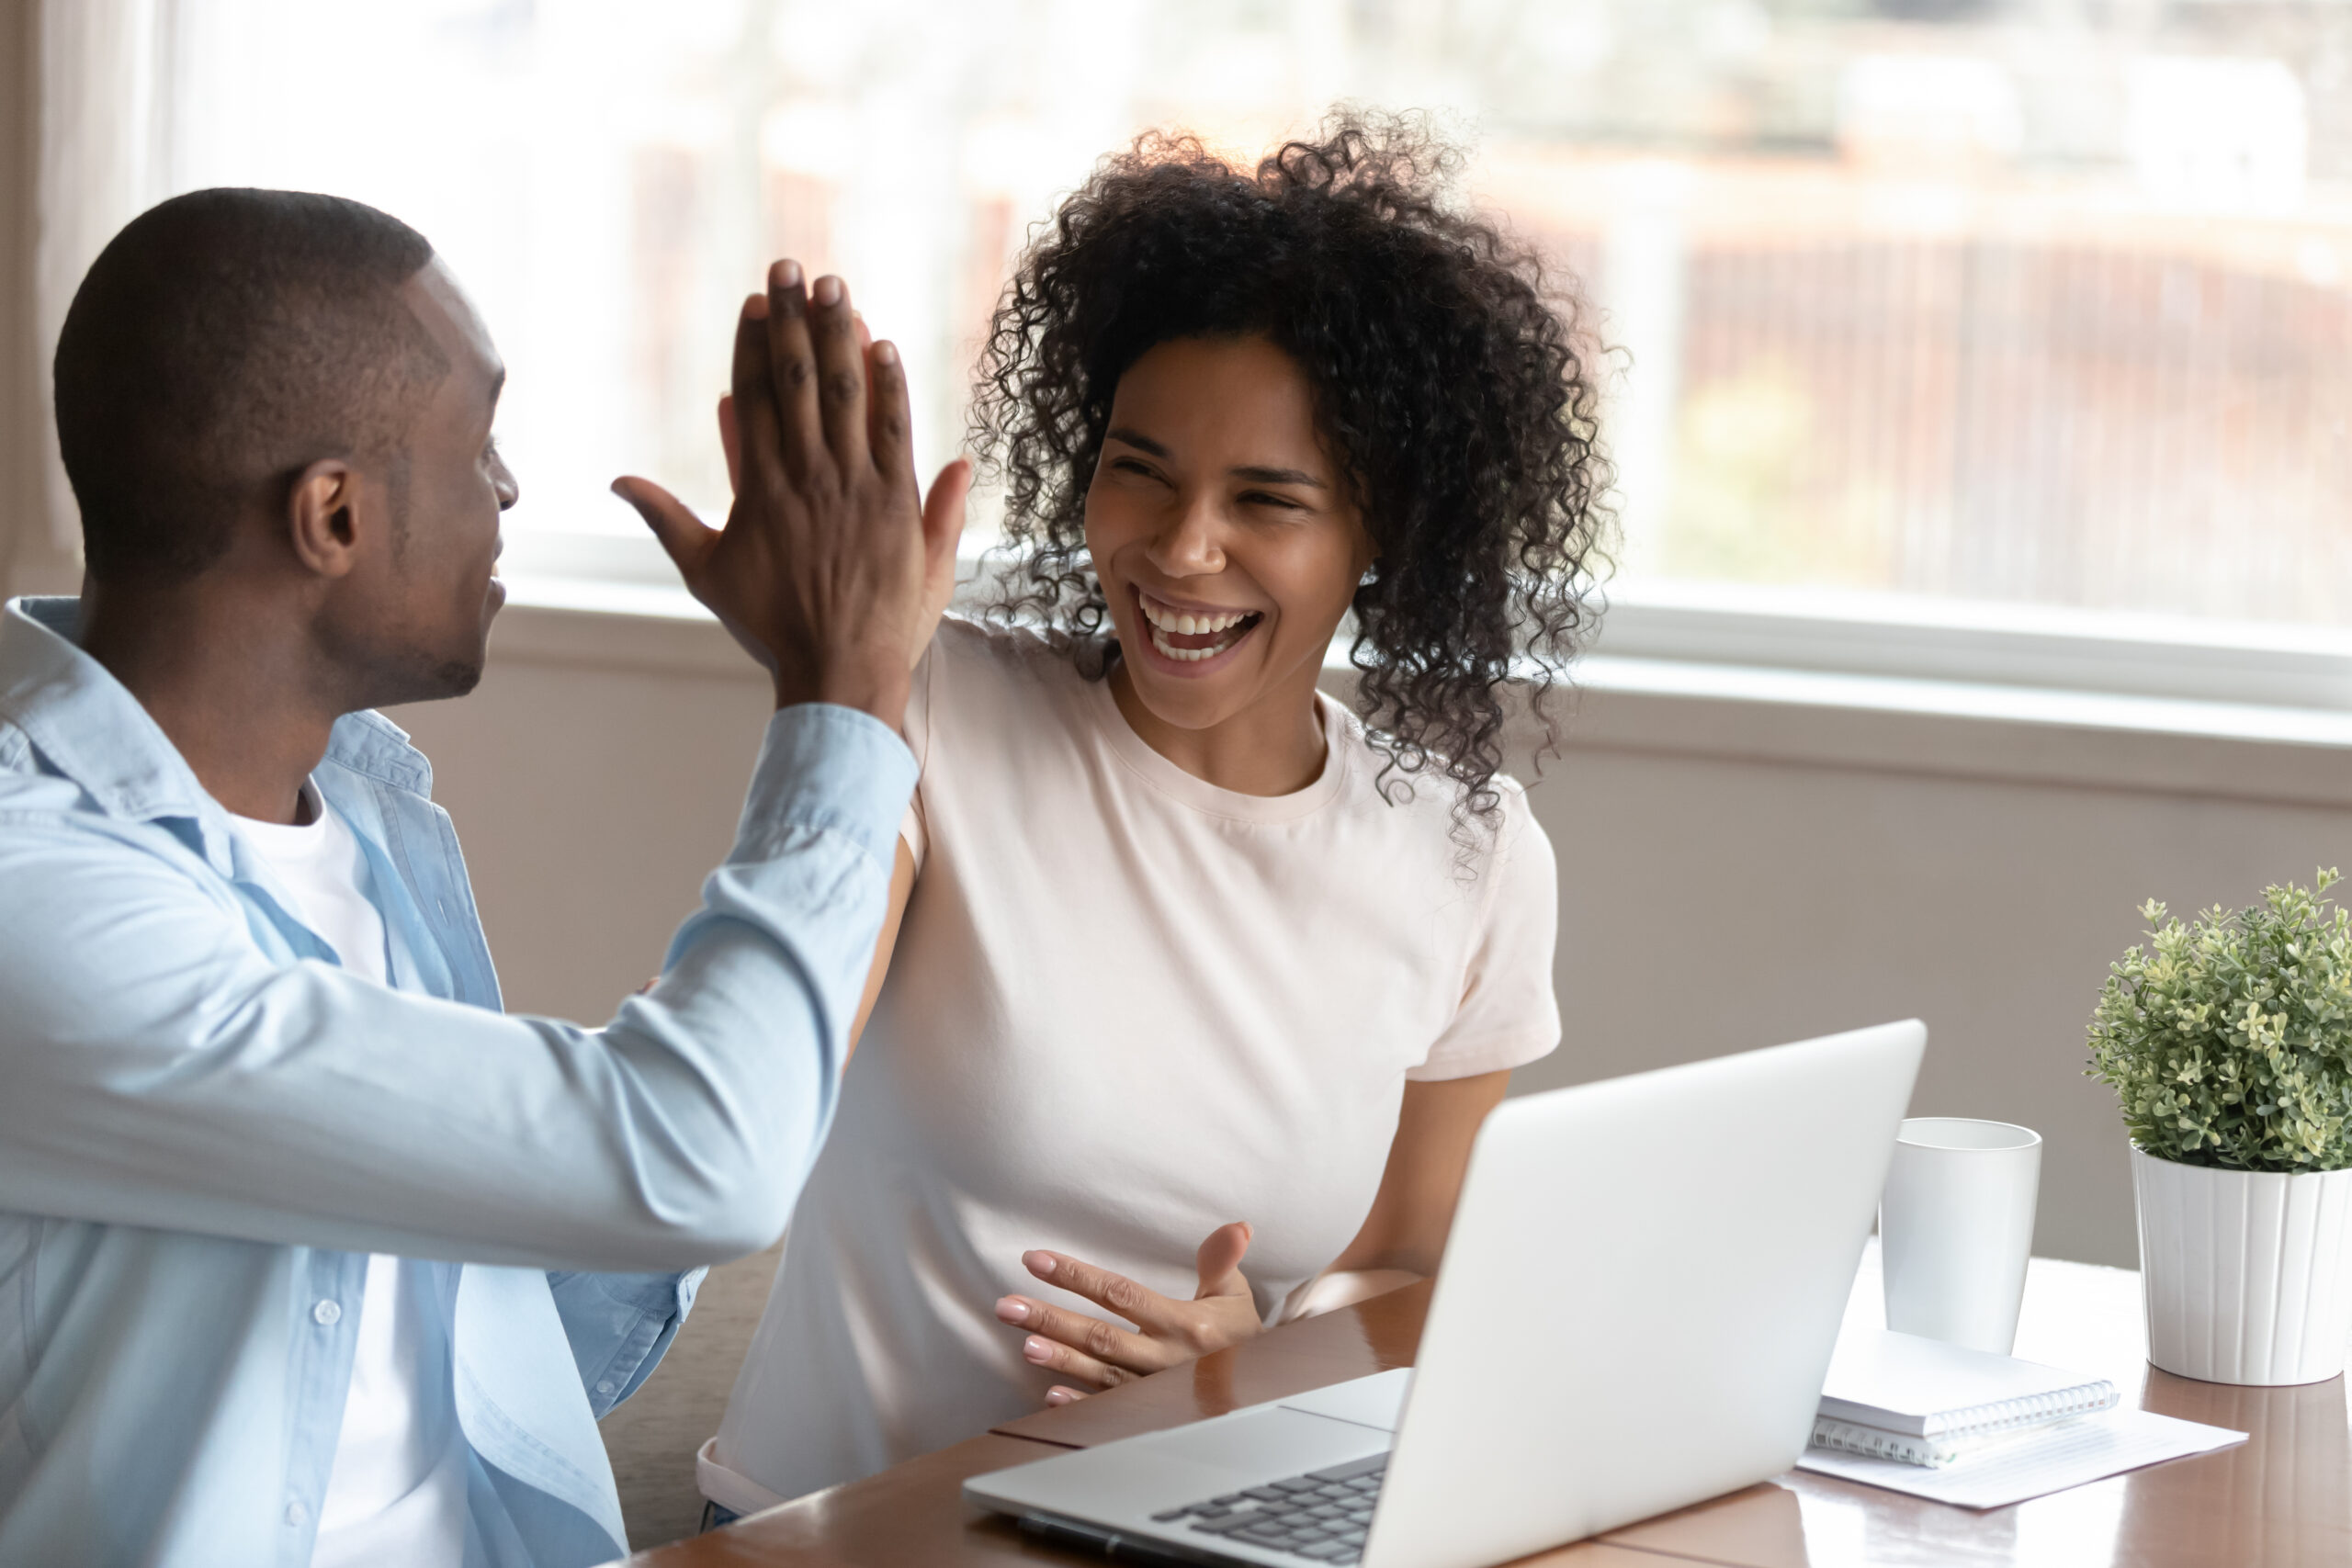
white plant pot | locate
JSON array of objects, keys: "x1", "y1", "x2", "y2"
[{"x1": 2132, "y1": 1145, "x2": 2352, "y2": 1386}]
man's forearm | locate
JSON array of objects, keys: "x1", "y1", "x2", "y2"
[{"x1": 0, "y1": 705, "x2": 914, "y2": 1270}]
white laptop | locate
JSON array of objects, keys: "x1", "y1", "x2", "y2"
[{"x1": 965, "y1": 1020, "x2": 1926, "y2": 1568}]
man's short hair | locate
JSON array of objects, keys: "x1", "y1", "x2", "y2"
[{"x1": 52, "y1": 188, "x2": 450, "y2": 585}]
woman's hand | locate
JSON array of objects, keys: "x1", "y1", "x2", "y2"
[{"x1": 995, "y1": 1222, "x2": 1261, "y2": 1405}]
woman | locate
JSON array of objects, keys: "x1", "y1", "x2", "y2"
[{"x1": 701, "y1": 115, "x2": 1610, "y2": 1513}]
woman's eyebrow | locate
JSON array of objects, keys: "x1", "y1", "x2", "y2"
[
  {"x1": 1106, "y1": 426, "x2": 1324, "y2": 489},
  {"x1": 1103, "y1": 426, "x2": 1170, "y2": 457},
  {"x1": 1230, "y1": 464, "x2": 1325, "y2": 489}
]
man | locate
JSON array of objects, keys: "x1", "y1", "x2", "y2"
[{"x1": 0, "y1": 188, "x2": 966, "y2": 1565}]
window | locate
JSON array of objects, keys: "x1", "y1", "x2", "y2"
[{"x1": 153, "y1": 1, "x2": 2352, "y2": 685}]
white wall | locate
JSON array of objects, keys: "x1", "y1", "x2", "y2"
[{"x1": 390, "y1": 605, "x2": 2352, "y2": 1273}]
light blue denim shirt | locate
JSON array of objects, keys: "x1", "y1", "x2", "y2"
[{"x1": 0, "y1": 596, "x2": 915, "y2": 1567}]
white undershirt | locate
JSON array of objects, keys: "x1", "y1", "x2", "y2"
[{"x1": 229, "y1": 786, "x2": 469, "y2": 1567}]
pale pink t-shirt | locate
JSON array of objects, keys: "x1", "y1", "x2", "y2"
[{"x1": 707, "y1": 616, "x2": 1561, "y2": 1506}]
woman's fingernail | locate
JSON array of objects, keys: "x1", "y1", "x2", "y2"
[
  {"x1": 813, "y1": 274, "x2": 842, "y2": 306},
  {"x1": 1046, "y1": 1389, "x2": 1070, "y2": 1406},
  {"x1": 1024, "y1": 1337, "x2": 1052, "y2": 1363},
  {"x1": 1024, "y1": 1251, "x2": 1057, "y2": 1278},
  {"x1": 774, "y1": 260, "x2": 801, "y2": 288},
  {"x1": 996, "y1": 1297, "x2": 1029, "y2": 1324}
]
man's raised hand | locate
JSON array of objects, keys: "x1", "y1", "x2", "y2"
[{"x1": 614, "y1": 262, "x2": 969, "y2": 723}]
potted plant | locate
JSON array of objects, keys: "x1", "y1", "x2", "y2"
[{"x1": 2086, "y1": 869, "x2": 2352, "y2": 1385}]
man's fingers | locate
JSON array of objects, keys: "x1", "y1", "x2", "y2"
[
  {"x1": 763, "y1": 260, "x2": 825, "y2": 475},
  {"x1": 808, "y1": 275, "x2": 869, "y2": 468},
  {"x1": 717, "y1": 394, "x2": 742, "y2": 493},
  {"x1": 1194, "y1": 1222, "x2": 1254, "y2": 1300},
  {"x1": 729, "y1": 294, "x2": 786, "y2": 486},
  {"x1": 611, "y1": 477, "x2": 717, "y2": 578}
]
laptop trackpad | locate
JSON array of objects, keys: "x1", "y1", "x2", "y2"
[
  {"x1": 1277, "y1": 1368, "x2": 1413, "y2": 1433},
  {"x1": 1150, "y1": 1405, "x2": 1392, "y2": 1478}
]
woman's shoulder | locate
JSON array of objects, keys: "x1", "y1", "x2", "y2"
[
  {"x1": 930, "y1": 611, "x2": 1083, "y2": 669},
  {"x1": 909, "y1": 614, "x2": 1099, "y2": 755},
  {"x1": 1322, "y1": 698, "x2": 1549, "y2": 873},
  {"x1": 924, "y1": 613, "x2": 1105, "y2": 698}
]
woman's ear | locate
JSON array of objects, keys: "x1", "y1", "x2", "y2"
[{"x1": 285, "y1": 457, "x2": 368, "y2": 579}]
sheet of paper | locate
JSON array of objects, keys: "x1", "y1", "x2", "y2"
[{"x1": 1794, "y1": 1408, "x2": 2246, "y2": 1509}]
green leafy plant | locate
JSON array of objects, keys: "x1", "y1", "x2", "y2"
[{"x1": 2087, "y1": 870, "x2": 2352, "y2": 1172}]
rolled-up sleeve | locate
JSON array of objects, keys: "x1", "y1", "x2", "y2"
[{"x1": 0, "y1": 704, "x2": 914, "y2": 1272}]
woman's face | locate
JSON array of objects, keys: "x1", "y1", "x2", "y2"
[{"x1": 1084, "y1": 334, "x2": 1374, "y2": 736}]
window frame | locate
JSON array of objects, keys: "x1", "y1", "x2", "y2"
[{"x1": 498, "y1": 529, "x2": 2352, "y2": 729}]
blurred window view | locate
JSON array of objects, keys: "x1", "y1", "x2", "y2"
[{"x1": 160, "y1": 0, "x2": 2351, "y2": 633}]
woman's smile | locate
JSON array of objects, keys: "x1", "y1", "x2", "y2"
[{"x1": 1133, "y1": 586, "x2": 1264, "y2": 670}]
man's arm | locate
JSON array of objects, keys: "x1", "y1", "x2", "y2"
[
  {"x1": 0, "y1": 703, "x2": 901, "y2": 1271},
  {"x1": 0, "y1": 265, "x2": 963, "y2": 1271}
]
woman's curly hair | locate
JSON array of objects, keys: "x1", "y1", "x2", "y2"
[{"x1": 970, "y1": 111, "x2": 1611, "y2": 826}]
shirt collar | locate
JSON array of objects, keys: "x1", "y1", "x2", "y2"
[{"x1": 0, "y1": 595, "x2": 436, "y2": 874}]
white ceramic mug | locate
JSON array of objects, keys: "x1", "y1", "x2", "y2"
[{"x1": 1880, "y1": 1117, "x2": 2042, "y2": 1355}]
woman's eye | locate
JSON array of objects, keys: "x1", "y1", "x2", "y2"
[{"x1": 1241, "y1": 491, "x2": 1305, "y2": 512}]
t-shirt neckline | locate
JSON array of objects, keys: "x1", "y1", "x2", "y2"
[
  {"x1": 226, "y1": 782, "x2": 335, "y2": 854},
  {"x1": 1081, "y1": 665, "x2": 1351, "y2": 824}
]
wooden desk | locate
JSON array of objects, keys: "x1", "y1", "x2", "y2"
[{"x1": 628, "y1": 1248, "x2": 2352, "y2": 1567}]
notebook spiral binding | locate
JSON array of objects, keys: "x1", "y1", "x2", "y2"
[{"x1": 1810, "y1": 1380, "x2": 2121, "y2": 1469}]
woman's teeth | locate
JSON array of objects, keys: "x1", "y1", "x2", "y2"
[
  {"x1": 1138, "y1": 595, "x2": 1258, "y2": 663},
  {"x1": 1139, "y1": 598, "x2": 1249, "y2": 635}
]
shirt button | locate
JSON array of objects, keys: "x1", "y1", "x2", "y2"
[
  {"x1": 286, "y1": 1500, "x2": 309, "y2": 1528},
  {"x1": 595, "y1": 1380, "x2": 616, "y2": 1396},
  {"x1": 312, "y1": 1300, "x2": 342, "y2": 1326}
]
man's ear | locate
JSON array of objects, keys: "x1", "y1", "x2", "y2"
[{"x1": 287, "y1": 459, "x2": 367, "y2": 579}]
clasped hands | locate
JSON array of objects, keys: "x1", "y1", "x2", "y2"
[{"x1": 995, "y1": 1221, "x2": 1263, "y2": 1405}]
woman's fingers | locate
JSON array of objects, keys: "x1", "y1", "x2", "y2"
[
  {"x1": 995, "y1": 1294, "x2": 1163, "y2": 1374},
  {"x1": 997, "y1": 1239, "x2": 1265, "y2": 1398},
  {"x1": 1016, "y1": 1329, "x2": 1134, "y2": 1390},
  {"x1": 1193, "y1": 1222, "x2": 1253, "y2": 1299},
  {"x1": 912, "y1": 458, "x2": 971, "y2": 664},
  {"x1": 923, "y1": 458, "x2": 972, "y2": 558},
  {"x1": 716, "y1": 394, "x2": 741, "y2": 493},
  {"x1": 1023, "y1": 1250, "x2": 1182, "y2": 1335}
]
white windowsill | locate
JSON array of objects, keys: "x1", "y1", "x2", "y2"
[{"x1": 487, "y1": 569, "x2": 2352, "y2": 812}]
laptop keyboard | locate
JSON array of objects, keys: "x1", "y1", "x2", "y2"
[{"x1": 1148, "y1": 1451, "x2": 1387, "y2": 1562}]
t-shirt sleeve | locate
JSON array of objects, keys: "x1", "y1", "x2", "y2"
[
  {"x1": 898, "y1": 632, "x2": 940, "y2": 873},
  {"x1": 1408, "y1": 784, "x2": 1562, "y2": 1081}
]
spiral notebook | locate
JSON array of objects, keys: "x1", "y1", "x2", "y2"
[
  {"x1": 1799, "y1": 1407, "x2": 2248, "y2": 1507},
  {"x1": 1808, "y1": 1328, "x2": 2120, "y2": 1467}
]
